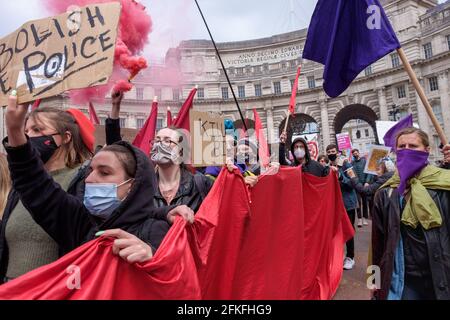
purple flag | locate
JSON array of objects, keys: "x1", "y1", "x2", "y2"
[
  {"x1": 383, "y1": 114, "x2": 413, "y2": 149},
  {"x1": 303, "y1": 0, "x2": 400, "y2": 98}
]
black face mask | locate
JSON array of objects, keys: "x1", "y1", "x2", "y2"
[
  {"x1": 328, "y1": 154, "x2": 337, "y2": 162},
  {"x1": 29, "y1": 135, "x2": 60, "y2": 164}
]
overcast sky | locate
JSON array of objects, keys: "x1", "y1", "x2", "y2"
[{"x1": 0, "y1": 0, "x2": 446, "y2": 60}]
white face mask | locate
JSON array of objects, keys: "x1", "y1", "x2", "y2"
[{"x1": 294, "y1": 148, "x2": 306, "y2": 159}]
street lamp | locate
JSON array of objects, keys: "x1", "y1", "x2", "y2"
[{"x1": 389, "y1": 104, "x2": 401, "y2": 121}]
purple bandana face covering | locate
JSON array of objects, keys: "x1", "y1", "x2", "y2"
[{"x1": 396, "y1": 149, "x2": 429, "y2": 194}]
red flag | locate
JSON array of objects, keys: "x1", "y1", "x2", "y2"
[
  {"x1": 172, "y1": 87, "x2": 197, "y2": 131},
  {"x1": 167, "y1": 107, "x2": 173, "y2": 127},
  {"x1": 253, "y1": 109, "x2": 270, "y2": 168},
  {"x1": 132, "y1": 99, "x2": 158, "y2": 155},
  {"x1": 32, "y1": 99, "x2": 41, "y2": 111},
  {"x1": 0, "y1": 168, "x2": 352, "y2": 300},
  {"x1": 88, "y1": 102, "x2": 100, "y2": 125},
  {"x1": 289, "y1": 66, "x2": 302, "y2": 116}
]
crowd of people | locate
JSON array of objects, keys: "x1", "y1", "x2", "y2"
[{"x1": 1, "y1": 89, "x2": 450, "y2": 300}]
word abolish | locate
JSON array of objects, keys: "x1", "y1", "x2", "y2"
[{"x1": 0, "y1": 3, "x2": 120, "y2": 105}]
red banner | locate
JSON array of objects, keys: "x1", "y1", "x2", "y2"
[{"x1": 0, "y1": 168, "x2": 353, "y2": 300}]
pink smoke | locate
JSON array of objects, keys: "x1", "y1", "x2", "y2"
[{"x1": 42, "y1": 0, "x2": 152, "y2": 104}]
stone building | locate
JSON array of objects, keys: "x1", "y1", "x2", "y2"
[{"x1": 1, "y1": 0, "x2": 449, "y2": 162}]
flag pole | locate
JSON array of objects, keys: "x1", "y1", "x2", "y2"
[
  {"x1": 397, "y1": 48, "x2": 448, "y2": 145},
  {"x1": 284, "y1": 65, "x2": 302, "y2": 133},
  {"x1": 194, "y1": 0, "x2": 248, "y2": 132},
  {"x1": 283, "y1": 115, "x2": 291, "y2": 133}
]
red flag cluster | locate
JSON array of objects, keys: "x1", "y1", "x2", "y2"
[{"x1": 0, "y1": 168, "x2": 353, "y2": 300}]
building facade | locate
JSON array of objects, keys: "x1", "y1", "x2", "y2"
[{"x1": 1, "y1": 0, "x2": 449, "y2": 162}]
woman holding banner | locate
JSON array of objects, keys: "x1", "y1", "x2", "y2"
[
  {"x1": 1, "y1": 94, "x2": 193, "y2": 283},
  {"x1": 106, "y1": 91, "x2": 213, "y2": 213}
]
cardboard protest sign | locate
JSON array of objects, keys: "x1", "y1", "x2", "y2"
[
  {"x1": 190, "y1": 110, "x2": 226, "y2": 167},
  {"x1": 94, "y1": 125, "x2": 138, "y2": 147},
  {"x1": 0, "y1": 3, "x2": 121, "y2": 106},
  {"x1": 364, "y1": 145, "x2": 392, "y2": 175}
]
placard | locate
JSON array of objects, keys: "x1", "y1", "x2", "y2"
[
  {"x1": 364, "y1": 145, "x2": 392, "y2": 175},
  {"x1": 190, "y1": 110, "x2": 226, "y2": 167},
  {"x1": 0, "y1": 3, "x2": 120, "y2": 105}
]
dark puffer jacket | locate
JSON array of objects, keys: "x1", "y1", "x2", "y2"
[
  {"x1": 1, "y1": 139, "x2": 173, "y2": 283},
  {"x1": 279, "y1": 137, "x2": 327, "y2": 177}
]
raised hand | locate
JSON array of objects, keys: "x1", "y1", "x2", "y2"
[{"x1": 5, "y1": 92, "x2": 28, "y2": 147}]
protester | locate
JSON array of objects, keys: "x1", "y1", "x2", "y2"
[
  {"x1": 2, "y1": 94, "x2": 193, "y2": 283},
  {"x1": 326, "y1": 144, "x2": 358, "y2": 270},
  {"x1": 106, "y1": 91, "x2": 213, "y2": 212},
  {"x1": 0, "y1": 154, "x2": 11, "y2": 221},
  {"x1": 204, "y1": 133, "x2": 238, "y2": 182},
  {"x1": 347, "y1": 157, "x2": 395, "y2": 196},
  {"x1": 0, "y1": 104, "x2": 93, "y2": 283},
  {"x1": 372, "y1": 127, "x2": 450, "y2": 300},
  {"x1": 279, "y1": 130, "x2": 327, "y2": 177},
  {"x1": 150, "y1": 127, "x2": 213, "y2": 211},
  {"x1": 351, "y1": 149, "x2": 370, "y2": 227},
  {"x1": 317, "y1": 154, "x2": 329, "y2": 167}
]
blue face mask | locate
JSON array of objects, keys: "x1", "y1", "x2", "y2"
[{"x1": 83, "y1": 179, "x2": 133, "y2": 220}]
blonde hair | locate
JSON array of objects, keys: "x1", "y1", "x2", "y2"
[{"x1": 0, "y1": 154, "x2": 11, "y2": 219}]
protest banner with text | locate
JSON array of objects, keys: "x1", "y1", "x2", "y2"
[{"x1": 0, "y1": 3, "x2": 121, "y2": 106}]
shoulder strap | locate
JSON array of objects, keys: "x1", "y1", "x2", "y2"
[{"x1": 193, "y1": 173, "x2": 207, "y2": 201}]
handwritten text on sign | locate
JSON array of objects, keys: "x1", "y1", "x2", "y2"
[
  {"x1": 190, "y1": 110, "x2": 226, "y2": 167},
  {"x1": 0, "y1": 3, "x2": 121, "y2": 106}
]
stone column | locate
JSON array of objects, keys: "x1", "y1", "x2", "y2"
[
  {"x1": 265, "y1": 107, "x2": 275, "y2": 144},
  {"x1": 439, "y1": 71, "x2": 450, "y2": 137},
  {"x1": 377, "y1": 87, "x2": 389, "y2": 121},
  {"x1": 319, "y1": 99, "x2": 331, "y2": 151}
]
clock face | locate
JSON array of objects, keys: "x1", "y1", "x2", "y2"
[{"x1": 194, "y1": 56, "x2": 205, "y2": 76}]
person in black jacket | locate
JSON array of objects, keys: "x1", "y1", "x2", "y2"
[
  {"x1": 279, "y1": 130, "x2": 327, "y2": 177},
  {"x1": 0, "y1": 105, "x2": 93, "y2": 283},
  {"x1": 2, "y1": 94, "x2": 193, "y2": 283},
  {"x1": 347, "y1": 157, "x2": 395, "y2": 196},
  {"x1": 105, "y1": 90, "x2": 213, "y2": 213},
  {"x1": 372, "y1": 128, "x2": 450, "y2": 300}
]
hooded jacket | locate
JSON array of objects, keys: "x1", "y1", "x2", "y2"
[
  {"x1": 1, "y1": 139, "x2": 172, "y2": 283},
  {"x1": 279, "y1": 137, "x2": 327, "y2": 177}
]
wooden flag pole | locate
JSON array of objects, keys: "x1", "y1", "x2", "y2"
[
  {"x1": 283, "y1": 114, "x2": 291, "y2": 133},
  {"x1": 397, "y1": 48, "x2": 448, "y2": 145}
]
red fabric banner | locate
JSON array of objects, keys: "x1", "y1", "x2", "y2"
[
  {"x1": 0, "y1": 168, "x2": 353, "y2": 300},
  {"x1": 32, "y1": 99, "x2": 41, "y2": 111},
  {"x1": 253, "y1": 109, "x2": 270, "y2": 169},
  {"x1": 132, "y1": 100, "x2": 158, "y2": 155},
  {"x1": 289, "y1": 66, "x2": 301, "y2": 116},
  {"x1": 172, "y1": 87, "x2": 197, "y2": 132},
  {"x1": 88, "y1": 102, "x2": 100, "y2": 126},
  {"x1": 167, "y1": 107, "x2": 173, "y2": 127}
]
